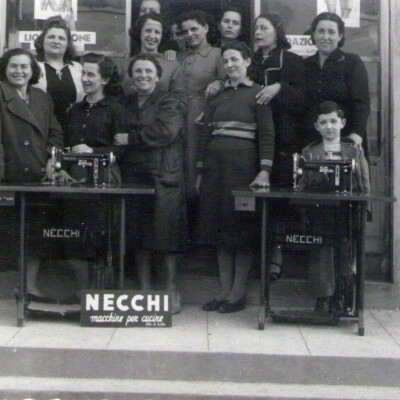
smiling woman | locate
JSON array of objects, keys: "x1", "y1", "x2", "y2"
[{"x1": 33, "y1": 16, "x2": 84, "y2": 131}]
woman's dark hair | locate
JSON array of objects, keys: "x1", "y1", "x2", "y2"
[
  {"x1": 309, "y1": 12, "x2": 345, "y2": 48},
  {"x1": 128, "y1": 53, "x2": 163, "y2": 79},
  {"x1": 178, "y1": 9, "x2": 208, "y2": 28},
  {"x1": 219, "y1": 6, "x2": 243, "y2": 24},
  {"x1": 314, "y1": 100, "x2": 345, "y2": 121},
  {"x1": 0, "y1": 48, "x2": 41, "y2": 84},
  {"x1": 81, "y1": 53, "x2": 122, "y2": 97},
  {"x1": 255, "y1": 13, "x2": 291, "y2": 50},
  {"x1": 221, "y1": 41, "x2": 252, "y2": 60},
  {"x1": 129, "y1": 11, "x2": 168, "y2": 45},
  {"x1": 34, "y1": 16, "x2": 75, "y2": 62}
]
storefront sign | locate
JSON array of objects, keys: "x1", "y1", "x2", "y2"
[
  {"x1": 18, "y1": 31, "x2": 96, "y2": 51},
  {"x1": 81, "y1": 291, "x2": 172, "y2": 328},
  {"x1": 287, "y1": 35, "x2": 318, "y2": 57}
]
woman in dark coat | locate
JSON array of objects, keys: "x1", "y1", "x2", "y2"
[
  {"x1": 0, "y1": 48, "x2": 67, "y2": 302},
  {"x1": 249, "y1": 13, "x2": 305, "y2": 187},
  {"x1": 115, "y1": 54, "x2": 186, "y2": 314},
  {"x1": 304, "y1": 12, "x2": 370, "y2": 158},
  {"x1": 248, "y1": 13, "x2": 306, "y2": 279}
]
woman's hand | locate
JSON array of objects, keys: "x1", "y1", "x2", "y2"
[
  {"x1": 205, "y1": 79, "x2": 225, "y2": 99},
  {"x1": 250, "y1": 170, "x2": 270, "y2": 188},
  {"x1": 44, "y1": 159, "x2": 76, "y2": 184},
  {"x1": 164, "y1": 50, "x2": 177, "y2": 61},
  {"x1": 255, "y1": 83, "x2": 281, "y2": 105},
  {"x1": 71, "y1": 144, "x2": 93, "y2": 153},
  {"x1": 114, "y1": 133, "x2": 129, "y2": 146},
  {"x1": 347, "y1": 133, "x2": 363, "y2": 149}
]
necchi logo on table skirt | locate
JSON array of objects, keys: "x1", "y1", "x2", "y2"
[
  {"x1": 285, "y1": 234, "x2": 323, "y2": 245},
  {"x1": 43, "y1": 228, "x2": 80, "y2": 238}
]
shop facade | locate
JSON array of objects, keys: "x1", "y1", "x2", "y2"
[{"x1": 0, "y1": 0, "x2": 398, "y2": 282}]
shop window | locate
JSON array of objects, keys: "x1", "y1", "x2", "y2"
[{"x1": 6, "y1": 0, "x2": 129, "y2": 57}]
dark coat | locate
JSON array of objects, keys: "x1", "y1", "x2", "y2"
[
  {"x1": 121, "y1": 86, "x2": 184, "y2": 181},
  {"x1": 304, "y1": 49, "x2": 370, "y2": 156},
  {"x1": 248, "y1": 47, "x2": 306, "y2": 152},
  {"x1": 120, "y1": 86, "x2": 186, "y2": 252},
  {"x1": 0, "y1": 81, "x2": 64, "y2": 182}
]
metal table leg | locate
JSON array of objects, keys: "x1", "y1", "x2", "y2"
[
  {"x1": 17, "y1": 193, "x2": 26, "y2": 327},
  {"x1": 258, "y1": 198, "x2": 269, "y2": 330},
  {"x1": 118, "y1": 196, "x2": 126, "y2": 289},
  {"x1": 356, "y1": 202, "x2": 366, "y2": 336}
]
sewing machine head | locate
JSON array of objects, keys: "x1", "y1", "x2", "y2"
[
  {"x1": 51, "y1": 147, "x2": 116, "y2": 186},
  {"x1": 293, "y1": 153, "x2": 356, "y2": 193}
]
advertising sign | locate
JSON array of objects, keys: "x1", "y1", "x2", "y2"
[
  {"x1": 81, "y1": 291, "x2": 172, "y2": 328},
  {"x1": 19, "y1": 31, "x2": 96, "y2": 51}
]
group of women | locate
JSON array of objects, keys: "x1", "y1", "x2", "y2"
[{"x1": 0, "y1": 1, "x2": 370, "y2": 315}]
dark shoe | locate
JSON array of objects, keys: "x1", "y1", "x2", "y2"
[
  {"x1": 202, "y1": 298, "x2": 225, "y2": 312},
  {"x1": 218, "y1": 297, "x2": 246, "y2": 314},
  {"x1": 314, "y1": 297, "x2": 330, "y2": 313},
  {"x1": 27, "y1": 293, "x2": 57, "y2": 304}
]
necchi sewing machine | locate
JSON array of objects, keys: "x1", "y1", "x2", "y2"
[
  {"x1": 50, "y1": 147, "x2": 116, "y2": 186},
  {"x1": 292, "y1": 153, "x2": 356, "y2": 192},
  {"x1": 232, "y1": 154, "x2": 395, "y2": 335}
]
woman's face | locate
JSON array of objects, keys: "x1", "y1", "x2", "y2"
[
  {"x1": 181, "y1": 19, "x2": 208, "y2": 49},
  {"x1": 222, "y1": 49, "x2": 250, "y2": 83},
  {"x1": 313, "y1": 20, "x2": 342, "y2": 55},
  {"x1": 131, "y1": 60, "x2": 159, "y2": 95},
  {"x1": 81, "y1": 62, "x2": 108, "y2": 97},
  {"x1": 139, "y1": 0, "x2": 161, "y2": 16},
  {"x1": 219, "y1": 11, "x2": 242, "y2": 40},
  {"x1": 254, "y1": 17, "x2": 277, "y2": 50},
  {"x1": 141, "y1": 18, "x2": 163, "y2": 53},
  {"x1": 43, "y1": 27, "x2": 68, "y2": 58},
  {"x1": 6, "y1": 54, "x2": 33, "y2": 89}
]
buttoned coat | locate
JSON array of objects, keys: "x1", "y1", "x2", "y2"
[
  {"x1": 304, "y1": 49, "x2": 370, "y2": 156},
  {"x1": 0, "y1": 81, "x2": 64, "y2": 182}
]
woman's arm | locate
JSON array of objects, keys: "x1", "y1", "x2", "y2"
[
  {"x1": 251, "y1": 103, "x2": 275, "y2": 187},
  {"x1": 127, "y1": 94, "x2": 183, "y2": 149},
  {"x1": 256, "y1": 53, "x2": 306, "y2": 112},
  {"x1": 346, "y1": 54, "x2": 370, "y2": 143}
]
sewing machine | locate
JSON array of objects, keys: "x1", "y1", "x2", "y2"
[
  {"x1": 293, "y1": 153, "x2": 356, "y2": 193},
  {"x1": 51, "y1": 147, "x2": 116, "y2": 186}
]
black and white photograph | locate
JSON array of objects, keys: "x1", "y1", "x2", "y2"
[{"x1": 0, "y1": 0, "x2": 399, "y2": 399}]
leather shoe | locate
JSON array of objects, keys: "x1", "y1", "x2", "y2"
[
  {"x1": 218, "y1": 297, "x2": 246, "y2": 313},
  {"x1": 202, "y1": 298, "x2": 225, "y2": 312}
]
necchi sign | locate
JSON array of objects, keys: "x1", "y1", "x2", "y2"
[{"x1": 81, "y1": 291, "x2": 171, "y2": 328}]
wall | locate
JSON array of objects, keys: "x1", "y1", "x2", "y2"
[{"x1": 391, "y1": 0, "x2": 400, "y2": 283}]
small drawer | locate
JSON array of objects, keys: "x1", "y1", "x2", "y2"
[{"x1": 235, "y1": 196, "x2": 256, "y2": 212}]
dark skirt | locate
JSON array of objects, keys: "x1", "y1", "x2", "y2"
[
  {"x1": 196, "y1": 136, "x2": 260, "y2": 248},
  {"x1": 124, "y1": 173, "x2": 187, "y2": 253}
]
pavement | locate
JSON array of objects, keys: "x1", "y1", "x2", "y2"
[
  {"x1": 0, "y1": 279, "x2": 399, "y2": 399},
  {"x1": 0, "y1": 264, "x2": 400, "y2": 399}
]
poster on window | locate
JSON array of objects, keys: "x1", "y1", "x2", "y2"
[
  {"x1": 34, "y1": 0, "x2": 78, "y2": 24},
  {"x1": 317, "y1": 0, "x2": 360, "y2": 28}
]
